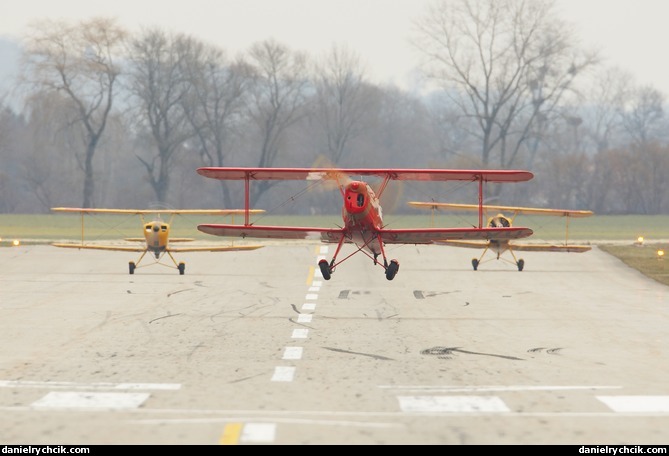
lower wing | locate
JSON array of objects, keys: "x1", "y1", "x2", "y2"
[
  {"x1": 198, "y1": 224, "x2": 345, "y2": 242},
  {"x1": 434, "y1": 240, "x2": 490, "y2": 249},
  {"x1": 379, "y1": 227, "x2": 532, "y2": 244},
  {"x1": 167, "y1": 245, "x2": 264, "y2": 253},
  {"x1": 435, "y1": 240, "x2": 590, "y2": 252},
  {"x1": 52, "y1": 243, "x2": 146, "y2": 253},
  {"x1": 198, "y1": 224, "x2": 532, "y2": 244},
  {"x1": 505, "y1": 243, "x2": 592, "y2": 253}
]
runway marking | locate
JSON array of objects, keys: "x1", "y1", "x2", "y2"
[
  {"x1": 31, "y1": 391, "x2": 150, "y2": 409},
  {"x1": 598, "y1": 396, "x2": 669, "y2": 412},
  {"x1": 398, "y1": 395, "x2": 510, "y2": 413},
  {"x1": 297, "y1": 314, "x2": 313, "y2": 323},
  {"x1": 220, "y1": 423, "x2": 277, "y2": 445},
  {"x1": 138, "y1": 416, "x2": 403, "y2": 427},
  {"x1": 379, "y1": 385, "x2": 622, "y2": 393},
  {"x1": 312, "y1": 280, "x2": 322, "y2": 287},
  {"x1": 302, "y1": 303, "x2": 316, "y2": 310},
  {"x1": 0, "y1": 380, "x2": 180, "y2": 390},
  {"x1": 319, "y1": 246, "x2": 329, "y2": 254},
  {"x1": 241, "y1": 422, "x2": 276, "y2": 443},
  {"x1": 219, "y1": 422, "x2": 243, "y2": 445},
  {"x1": 271, "y1": 366, "x2": 296, "y2": 382},
  {"x1": 291, "y1": 328, "x2": 309, "y2": 338},
  {"x1": 308, "y1": 286, "x2": 320, "y2": 292},
  {"x1": 282, "y1": 347, "x2": 303, "y2": 360},
  {"x1": 305, "y1": 293, "x2": 318, "y2": 300}
]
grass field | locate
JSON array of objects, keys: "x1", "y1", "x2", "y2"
[{"x1": 1, "y1": 212, "x2": 668, "y2": 286}]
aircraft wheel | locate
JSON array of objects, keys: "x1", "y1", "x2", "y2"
[
  {"x1": 385, "y1": 259, "x2": 399, "y2": 280},
  {"x1": 471, "y1": 258, "x2": 479, "y2": 271},
  {"x1": 178, "y1": 262, "x2": 185, "y2": 275},
  {"x1": 129, "y1": 262, "x2": 135, "y2": 275},
  {"x1": 318, "y1": 259, "x2": 331, "y2": 280},
  {"x1": 517, "y1": 259, "x2": 524, "y2": 271}
]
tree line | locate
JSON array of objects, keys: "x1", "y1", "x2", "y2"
[{"x1": 0, "y1": 0, "x2": 668, "y2": 215}]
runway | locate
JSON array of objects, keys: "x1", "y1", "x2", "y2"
[{"x1": 1, "y1": 242, "x2": 668, "y2": 444}]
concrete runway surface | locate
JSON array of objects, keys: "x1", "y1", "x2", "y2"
[{"x1": 1, "y1": 242, "x2": 668, "y2": 445}]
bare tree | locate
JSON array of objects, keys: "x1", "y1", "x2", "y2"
[
  {"x1": 246, "y1": 39, "x2": 310, "y2": 205},
  {"x1": 181, "y1": 42, "x2": 253, "y2": 208},
  {"x1": 20, "y1": 17, "x2": 126, "y2": 207},
  {"x1": 125, "y1": 28, "x2": 198, "y2": 204},
  {"x1": 413, "y1": 0, "x2": 597, "y2": 170},
  {"x1": 620, "y1": 85, "x2": 666, "y2": 146},
  {"x1": 311, "y1": 44, "x2": 378, "y2": 165}
]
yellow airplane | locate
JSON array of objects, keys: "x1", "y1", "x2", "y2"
[
  {"x1": 51, "y1": 207, "x2": 264, "y2": 274},
  {"x1": 408, "y1": 202, "x2": 593, "y2": 271}
]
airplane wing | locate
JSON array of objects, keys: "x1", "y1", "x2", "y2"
[
  {"x1": 501, "y1": 243, "x2": 592, "y2": 253},
  {"x1": 197, "y1": 167, "x2": 534, "y2": 183},
  {"x1": 166, "y1": 244, "x2": 264, "y2": 253},
  {"x1": 51, "y1": 243, "x2": 147, "y2": 253},
  {"x1": 52, "y1": 242, "x2": 264, "y2": 253},
  {"x1": 198, "y1": 224, "x2": 533, "y2": 244},
  {"x1": 436, "y1": 240, "x2": 591, "y2": 252},
  {"x1": 51, "y1": 207, "x2": 264, "y2": 215},
  {"x1": 408, "y1": 202, "x2": 593, "y2": 217}
]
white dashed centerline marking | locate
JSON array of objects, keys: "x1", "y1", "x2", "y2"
[
  {"x1": 302, "y1": 303, "x2": 316, "y2": 310},
  {"x1": 271, "y1": 367, "x2": 296, "y2": 382},
  {"x1": 282, "y1": 347, "x2": 303, "y2": 360},
  {"x1": 291, "y1": 328, "x2": 309, "y2": 339},
  {"x1": 297, "y1": 314, "x2": 312, "y2": 323}
]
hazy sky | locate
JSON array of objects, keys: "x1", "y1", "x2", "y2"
[{"x1": 1, "y1": 0, "x2": 668, "y2": 94}]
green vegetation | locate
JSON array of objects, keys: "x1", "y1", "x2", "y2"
[
  {"x1": 598, "y1": 242, "x2": 669, "y2": 287},
  {"x1": 2, "y1": 212, "x2": 668, "y2": 286}
]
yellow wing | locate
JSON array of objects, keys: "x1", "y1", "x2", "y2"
[
  {"x1": 51, "y1": 207, "x2": 264, "y2": 216},
  {"x1": 51, "y1": 243, "x2": 147, "y2": 252},
  {"x1": 52, "y1": 242, "x2": 264, "y2": 253},
  {"x1": 436, "y1": 239, "x2": 591, "y2": 253},
  {"x1": 408, "y1": 202, "x2": 593, "y2": 218}
]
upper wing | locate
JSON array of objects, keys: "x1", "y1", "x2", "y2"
[
  {"x1": 408, "y1": 202, "x2": 593, "y2": 217},
  {"x1": 52, "y1": 207, "x2": 264, "y2": 216},
  {"x1": 197, "y1": 167, "x2": 533, "y2": 183},
  {"x1": 52, "y1": 242, "x2": 147, "y2": 253},
  {"x1": 198, "y1": 224, "x2": 533, "y2": 244}
]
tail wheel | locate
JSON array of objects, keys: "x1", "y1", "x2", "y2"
[
  {"x1": 129, "y1": 262, "x2": 136, "y2": 275},
  {"x1": 385, "y1": 259, "x2": 399, "y2": 280},
  {"x1": 318, "y1": 259, "x2": 332, "y2": 280},
  {"x1": 471, "y1": 258, "x2": 479, "y2": 271},
  {"x1": 178, "y1": 262, "x2": 185, "y2": 275},
  {"x1": 517, "y1": 259, "x2": 524, "y2": 271}
]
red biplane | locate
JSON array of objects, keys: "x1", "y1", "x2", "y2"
[{"x1": 196, "y1": 167, "x2": 534, "y2": 281}]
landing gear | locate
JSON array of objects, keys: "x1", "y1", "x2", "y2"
[
  {"x1": 318, "y1": 259, "x2": 332, "y2": 280},
  {"x1": 385, "y1": 259, "x2": 399, "y2": 280},
  {"x1": 129, "y1": 261, "x2": 136, "y2": 275},
  {"x1": 517, "y1": 258, "x2": 524, "y2": 271},
  {"x1": 178, "y1": 262, "x2": 185, "y2": 275},
  {"x1": 472, "y1": 258, "x2": 479, "y2": 271}
]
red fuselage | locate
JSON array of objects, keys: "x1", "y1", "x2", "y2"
[{"x1": 342, "y1": 180, "x2": 384, "y2": 255}]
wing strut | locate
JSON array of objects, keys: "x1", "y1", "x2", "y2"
[
  {"x1": 478, "y1": 175, "x2": 483, "y2": 228},
  {"x1": 244, "y1": 172, "x2": 251, "y2": 226}
]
